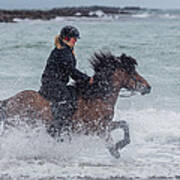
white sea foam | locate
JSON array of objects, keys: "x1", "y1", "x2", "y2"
[
  {"x1": 89, "y1": 10, "x2": 105, "y2": 17},
  {"x1": 13, "y1": 18, "x2": 36, "y2": 22},
  {"x1": 13, "y1": 18, "x2": 24, "y2": 22},
  {"x1": 132, "y1": 13, "x2": 151, "y2": 18},
  {"x1": 0, "y1": 109, "x2": 180, "y2": 179},
  {"x1": 54, "y1": 16, "x2": 66, "y2": 21},
  {"x1": 160, "y1": 13, "x2": 177, "y2": 19},
  {"x1": 75, "y1": 12, "x2": 82, "y2": 16}
]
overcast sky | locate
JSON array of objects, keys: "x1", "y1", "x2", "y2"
[{"x1": 0, "y1": 0, "x2": 180, "y2": 10}]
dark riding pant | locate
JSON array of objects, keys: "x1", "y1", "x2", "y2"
[{"x1": 39, "y1": 82, "x2": 77, "y2": 135}]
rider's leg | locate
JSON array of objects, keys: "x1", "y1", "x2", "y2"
[{"x1": 48, "y1": 85, "x2": 76, "y2": 136}]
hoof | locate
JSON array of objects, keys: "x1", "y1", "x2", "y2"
[{"x1": 108, "y1": 146, "x2": 120, "y2": 159}]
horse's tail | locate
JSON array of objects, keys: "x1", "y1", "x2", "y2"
[{"x1": 0, "y1": 100, "x2": 7, "y2": 136}]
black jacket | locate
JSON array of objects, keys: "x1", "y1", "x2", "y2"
[{"x1": 39, "y1": 39, "x2": 90, "y2": 100}]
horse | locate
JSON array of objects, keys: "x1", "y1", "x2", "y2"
[{"x1": 0, "y1": 52, "x2": 151, "y2": 158}]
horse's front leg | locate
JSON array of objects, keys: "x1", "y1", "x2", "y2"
[
  {"x1": 106, "y1": 120, "x2": 130, "y2": 158},
  {"x1": 111, "y1": 120, "x2": 130, "y2": 150}
]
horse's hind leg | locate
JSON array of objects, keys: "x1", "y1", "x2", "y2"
[{"x1": 107, "y1": 121, "x2": 130, "y2": 158}]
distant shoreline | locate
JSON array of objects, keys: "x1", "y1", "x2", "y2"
[{"x1": 0, "y1": 6, "x2": 145, "y2": 23}]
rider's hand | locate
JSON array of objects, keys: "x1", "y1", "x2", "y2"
[{"x1": 89, "y1": 77, "x2": 93, "y2": 85}]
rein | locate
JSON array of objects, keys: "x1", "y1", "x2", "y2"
[
  {"x1": 119, "y1": 71, "x2": 138, "y2": 98},
  {"x1": 119, "y1": 89, "x2": 137, "y2": 98}
]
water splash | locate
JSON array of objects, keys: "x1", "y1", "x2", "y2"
[{"x1": 0, "y1": 109, "x2": 180, "y2": 179}]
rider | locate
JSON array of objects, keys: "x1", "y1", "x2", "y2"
[{"x1": 39, "y1": 25, "x2": 93, "y2": 133}]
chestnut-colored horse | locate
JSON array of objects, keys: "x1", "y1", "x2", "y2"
[{"x1": 0, "y1": 52, "x2": 151, "y2": 158}]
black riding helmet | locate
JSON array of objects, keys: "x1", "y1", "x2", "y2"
[{"x1": 60, "y1": 25, "x2": 80, "y2": 40}]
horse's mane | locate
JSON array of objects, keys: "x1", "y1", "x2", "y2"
[
  {"x1": 91, "y1": 51, "x2": 138, "y2": 74},
  {"x1": 75, "y1": 51, "x2": 138, "y2": 99}
]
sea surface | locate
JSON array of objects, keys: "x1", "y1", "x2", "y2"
[{"x1": 0, "y1": 9, "x2": 180, "y2": 180}]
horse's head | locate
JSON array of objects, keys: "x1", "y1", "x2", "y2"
[
  {"x1": 114, "y1": 54, "x2": 151, "y2": 95},
  {"x1": 75, "y1": 52, "x2": 151, "y2": 100}
]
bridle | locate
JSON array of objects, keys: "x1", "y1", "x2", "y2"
[{"x1": 119, "y1": 71, "x2": 139, "y2": 98}]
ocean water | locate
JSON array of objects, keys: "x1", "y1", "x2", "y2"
[{"x1": 0, "y1": 10, "x2": 180, "y2": 179}]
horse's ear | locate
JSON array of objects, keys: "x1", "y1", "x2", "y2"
[
  {"x1": 119, "y1": 53, "x2": 127, "y2": 62},
  {"x1": 119, "y1": 53, "x2": 127, "y2": 64},
  {"x1": 120, "y1": 53, "x2": 126, "y2": 58},
  {"x1": 129, "y1": 56, "x2": 138, "y2": 66},
  {"x1": 120, "y1": 53, "x2": 138, "y2": 66}
]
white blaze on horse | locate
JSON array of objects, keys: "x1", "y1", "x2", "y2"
[{"x1": 0, "y1": 52, "x2": 151, "y2": 158}]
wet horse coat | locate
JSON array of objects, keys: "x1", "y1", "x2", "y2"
[{"x1": 0, "y1": 52, "x2": 151, "y2": 158}]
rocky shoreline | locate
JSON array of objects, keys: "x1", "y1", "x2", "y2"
[{"x1": 0, "y1": 6, "x2": 144, "y2": 23}]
